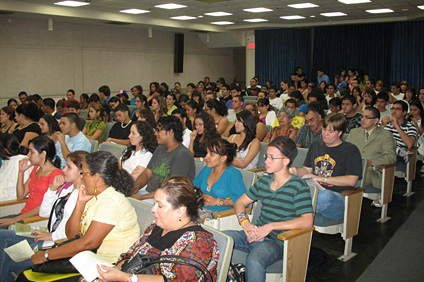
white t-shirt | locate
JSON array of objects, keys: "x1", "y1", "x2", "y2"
[
  {"x1": 269, "y1": 97, "x2": 284, "y2": 111},
  {"x1": 182, "y1": 128, "x2": 192, "y2": 148},
  {"x1": 121, "y1": 149, "x2": 153, "y2": 174},
  {"x1": 392, "y1": 93, "x2": 404, "y2": 101},
  {"x1": 0, "y1": 155, "x2": 33, "y2": 201},
  {"x1": 279, "y1": 93, "x2": 290, "y2": 103}
]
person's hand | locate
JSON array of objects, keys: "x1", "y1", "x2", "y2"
[
  {"x1": 97, "y1": 264, "x2": 128, "y2": 282},
  {"x1": 392, "y1": 117, "x2": 399, "y2": 128},
  {"x1": 302, "y1": 173, "x2": 317, "y2": 179},
  {"x1": 0, "y1": 217, "x2": 18, "y2": 227},
  {"x1": 289, "y1": 167, "x2": 298, "y2": 175},
  {"x1": 338, "y1": 109, "x2": 345, "y2": 114},
  {"x1": 50, "y1": 175, "x2": 65, "y2": 191},
  {"x1": 131, "y1": 194, "x2": 147, "y2": 200},
  {"x1": 242, "y1": 222, "x2": 259, "y2": 243},
  {"x1": 190, "y1": 130, "x2": 198, "y2": 141},
  {"x1": 31, "y1": 251, "x2": 48, "y2": 264},
  {"x1": 131, "y1": 166, "x2": 144, "y2": 180},
  {"x1": 381, "y1": 116, "x2": 392, "y2": 126},
  {"x1": 105, "y1": 138, "x2": 112, "y2": 143},
  {"x1": 32, "y1": 230, "x2": 53, "y2": 243},
  {"x1": 19, "y1": 158, "x2": 32, "y2": 172},
  {"x1": 367, "y1": 159, "x2": 374, "y2": 167},
  {"x1": 52, "y1": 132, "x2": 65, "y2": 144},
  {"x1": 254, "y1": 224, "x2": 273, "y2": 241},
  {"x1": 78, "y1": 185, "x2": 94, "y2": 203},
  {"x1": 203, "y1": 194, "x2": 218, "y2": 206}
]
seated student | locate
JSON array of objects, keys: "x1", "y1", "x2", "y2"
[
  {"x1": 118, "y1": 90, "x2": 130, "y2": 105},
  {"x1": 298, "y1": 92, "x2": 318, "y2": 117},
  {"x1": 53, "y1": 113, "x2": 91, "y2": 169},
  {"x1": 172, "y1": 108, "x2": 192, "y2": 148},
  {"x1": 0, "y1": 151, "x2": 87, "y2": 282},
  {"x1": 13, "y1": 103, "x2": 43, "y2": 148},
  {"x1": 130, "y1": 85, "x2": 143, "y2": 105},
  {"x1": 131, "y1": 94, "x2": 148, "y2": 121},
  {"x1": 328, "y1": 97, "x2": 342, "y2": 114},
  {"x1": 226, "y1": 85, "x2": 242, "y2": 110},
  {"x1": 268, "y1": 85, "x2": 283, "y2": 110},
  {"x1": 83, "y1": 103, "x2": 107, "y2": 141},
  {"x1": 108, "y1": 96, "x2": 121, "y2": 118},
  {"x1": 96, "y1": 176, "x2": 219, "y2": 282},
  {"x1": 205, "y1": 99, "x2": 229, "y2": 135},
  {"x1": 65, "y1": 89, "x2": 80, "y2": 108},
  {"x1": 0, "y1": 136, "x2": 63, "y2": 228},
  {"x1": 225, "y1": 137, "x2": 314, "y2": 282},
  {"x1": 189, "y1": 112, "x2": 221, "y2": 158},
  {"x1": 243, "y1": 102, "x2": 268, "y2": 141},
  {"x1": 106, "y1": 104, "x2": 133, "y2": 145},
  {"x1": 220, "y1": 83, "x2": 232, "y2": 104},
  {"x1": 294, "y1": 105, "x2": 324, "y2": 148},
  {"x1": 56, "y1": 99, "x2": 66, "y2": 118},
  {"x1": 120, "y1": 121, "x2": 157, "y2": 180},
  {"x1": 151, "y1": 96, "x2": 167, "y2": 121},
  {"x1": 229, "y1": 110, "x2": 261, "y2": 170},
  {"x1": 79, "y1": 93, "x2": 89, "y2": 110},
  {"x1": 66, "y1": 100, "x2": 86, "y2": 131},
  {"x1": 166, "y1": 93, "x2": 179, "y2": 115},
  {"x1": 0, "y1": 106, "x2": 17, "y2": 134},
  {"x1": 193, "y1": 139, "x2": 245, "y2": 220},
  {"x1": 177, "y1": 94, "x2": 190, "y2": 110},
  {"x1": 0, "y1": 134, "x2": 32, "y2": 202},
  {"x1": 258, "y1": 98, "x2": 277, "y2": 127},
  {"x1": 264, "y1": 108, "x2": 298, "y2": 143},
  {"x1": 357, "y1": 89, "x2": 377, "y2": 113},
  {"x1": 341, "y1": 95, "x2": 362, "y2": 134},
  {"x1": 376, "y1": 91, "x2": 392, "y2": 119},
  {"x1": 257, "y1": 90, "x2": 267, "y2": 101},
  {"x1": 273, "y1": 99, "x2": 305, "y2": 129},
  {"x1": 292, "y1": 113, "x2": 362, "y2": 220},
  {"x1": 185, "y1": 100, "x2": 201, "y2": 130},
  {"x1": 381, "y1": 100, "x2": 418, "y2": 171},
  {"x1": 42, "y1": 98, "x2": 61, "y2": 120},
  {"x1": 133, "y1": 116, "x2": 195, "y2": 204}
]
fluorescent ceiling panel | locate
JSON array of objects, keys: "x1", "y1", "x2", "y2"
[
  {"x1": 280, "y1": 15, "x2": 306, "y2": 20},
  {"x1": 243, "y1": 7, "x2": 273, "y2": 13},
  {"x1": 243, "y1": 18, "x2": 269, "y2": 22},
  {"x1": 154, "y1": 3, "x2": 187, "y2": 9},
  {"x1": 338, "y1": 0, "x2": 371, "y2": 4},
  {"x1": 120, "y1": 9, "x2": 150, "y2": 14},
  {"x1": 205, "y1": 12, "x2": 233, "y2": 16},
  {"x1": 366, "y1": 8, "x2": 394, "y2": 14},
  {"x1": 211, "y1": 21, "x2": 234, "y2": 25},
  {"x1": 418, "y1": 5, "x2": 424, "y2": 10},
  {"x1": 288, "y1": 3, "x2": 319, "y2": 9},
  {"x1": 171, "y1": 16, "x2": 197, "y2": 20},
  {"x1": 321, "y1": 12, "x2": 347, "y2": 17},
  {"x1": 54, "y1": 1, "x2": 90, "y2": 7}
]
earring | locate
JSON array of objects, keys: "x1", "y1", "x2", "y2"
[
  {"x1": 94, "y1": 184, "x2": 97, "y2": 194},
  {"x1": 178, "y1": 216, "x2": 181, "y2": 222}
]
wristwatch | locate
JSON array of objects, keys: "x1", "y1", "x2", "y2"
[
  {"x1": 44, "y1": 249, "x2": 50, "y2": 261},
  {"x1": 128, "y1": 274, "x2": 138, "y2": 282}
]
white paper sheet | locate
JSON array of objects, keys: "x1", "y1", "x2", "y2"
[
  {"x1": 70, "y1": 251, "x2": 114, "y2": 282},
  {"x1": 4, "y1": 240, "x2": 35, "y2": 262}
]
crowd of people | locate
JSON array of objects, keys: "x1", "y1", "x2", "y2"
[{"x1": 0, "y1": 69, "x2": 422, "y2": 281}]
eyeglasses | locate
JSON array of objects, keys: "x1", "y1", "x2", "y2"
[
  {"x1": 391, "y1": 107, "x2": 403, "y2": 111},
  {"x1": 361, "y1": 115, "x2": 377, "y2": 120},
  {"x1": 264, "y1": 154, "x2": 286, "y2": 161},
  {"x1": 155, "y1": 127, "x2": 165, "y2": 132}
]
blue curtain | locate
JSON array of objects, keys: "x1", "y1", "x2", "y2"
[{"x1": 255, "y1": 28, "x2": 311, "y2": 86}]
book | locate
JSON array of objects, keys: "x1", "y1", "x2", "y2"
[{"x1": 14, "y1": 223, "x2": 48, "y2": 238}]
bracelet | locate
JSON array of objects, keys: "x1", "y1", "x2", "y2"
[
  {"x1": 218, "y1": 198, "x2": 225, "y2": 206},
  {"x1": 237, "y1": 212, "x2": 250, "y2": 226}
]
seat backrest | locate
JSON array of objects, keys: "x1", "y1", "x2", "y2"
[
  {"x1": 256, "y1": 142, "x2": 268, "y2": 168},
  {"x1": 79, "y1": 110, "x2": 89, "y2": 119},
  {"x1": 341, "y1": 133, "x2": 348, "y2": 141},
  {"x1": 129, "y1": 198, "x2": 155, "y2": 233},
  {"x1": 88, "y1": 139, "x2": 99, "y2": 153},
  {"x1": 356, "y1": 158, "x2": 367, "y2": 188},
  {"x1": 103, "y1": 122, "x2": 115, "y2": 141},
  {"x1": 98, "y1": 142, "x2": 127, "y2": 159},
  {"x1": 238, "y1": 169, "x2": 257, "y2": 190},
  {"x1": 201, "y1": 224, "x2": 234, "y2": 282},
  {"x1": 195, "y1": 160, "x2": 205, "y2": 178},
  {"x1": 292, "y1": 147, "x2": 308, "y2": 168},
  {"x1": 308, "y1": 184, "x2": 318, "y2": 213},
  {"x1": 128, "y1": 105, "x2": 137, "y2": 113},
  {"x1": 265, "y1": 124, "x2": 272, "y2": 131}
]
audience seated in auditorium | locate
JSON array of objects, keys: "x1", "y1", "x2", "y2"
[
  {"x1": 404, "y1": 88, "x2": 416, "y2": 105},
  {"x1": 226, "y1": 85, "x2": 242, "y2": 110},
  {"x1": 225, "y1": 136, "x2": 313, "y2": 282},
  {"x1": 418, "y1": 88, "x2": 424, "y2": 109},
  {"x1": 325, "y1": 84, "x2": 337, "y2": 104},
  {"x1": 193, "y1": 138, "x2": 245, "y2": 220},
  {"x1": 133, "y1": 116, "x2": 195, "y2": 204},
  {"x1": 298, "y1": 92, "x2": 318, "y2": 117},
  {"x1": 268, "y1": 85, "x2": 283, "y2": 110},
  {"x1": 282, "y1": 98, "x2": 305, "y2": 128},
  {"x1": 407, "y1": 100, "x2": 423, "y2": 131},
  {"x1": 246, "y1": 77, "x2": 261, "y2": 96},
  {"x1": 39, "y1": 114, "x2": 60, "y2": 139},
  {"x1": 229, "y1": 110, "x2": 261, "y2": 170},
  {"x1": 205, "y1": 99, "x2": 229, "y2": 135},
  {"x1": 105, "y1": 104, "x2": 133, "y2": 145},
  {"x1": 151, "y1": 96, "x2": 167, "y2": 122},
  {"x1": 220, "y1": 83, "x2": 232, "y2": 105},
  {"x1": 328, "y1": 97, "x2": 342, "y2": 114},
  {"x1": 189, "y1": 112, "x2": 221, "y2": 158},
  {"x1": 66, "y1": 100, "x2": 86, "y2": 131},
  {"x1": 291, "y1": 66, "x2": 306, "y2": 89},
  {"x1": 341, "y1": 95, "x2": 362, "y2": 134},
  {"x1": 185, "y1": 100, "x2": 201, "y2": 130},
  {"x1": 292, "y1": 113, "x2": 362, "y2": 220},
  {"x1": 65, "y1": 89, "x2": 79, "y2": 108},
  {"x1": 335, "y1": 69, "x2": 348, "y2": 86},
  {"x1": 79, "y1": 93, "x2": 89, "y2": 110},
  {"x1": 1, "y1": 106, "x2": 17, "y2": 134},
  {"x1": 130, "y1": 85, "x2": 143, "y2": 105},
  {"x1": 264, "y1": 107, "x2": 298, "y2": 143},
  {"x1": 13, "y1": 103, "x2": 43, "y2": 148},
  {"x1": 53, "y1": 113, "x2": 91, "y2": 168},
  {"x1": 137, "y1": 108, "x2": 157, "y2": 130},
  {"x1": 358, "y1": 89, "x2": 377, "y2": 112},
  {"x1": 42, "y1": 98, "x2": 62, "y2": 120},
  {"x1": 258, "y1": 98, "x2": 277, "y2": 127},
  {"x1": 295, "y1": 105, "x2": 324, "y2": 148},
  {"x1": 131, "y1": 94, "x2": 148, "y2": 121},
  {"x1": 280, "y1": 80, "x2": 289, "y2": 97},
  {"x1": 0, "y1": 136, "x2": 63, "y2": 228},
  {"x1": 172, "y1": 108, "x2": 192, "y2": 148},
  {"x1": 0, "y1": 151, "x2": 87, "y2": 282},
  {"x1": 82, "y1": 103, "x2": 107, "y2": 141},
  {"x1": 317, "y1": 68, "x2": 331, "y2": 85},
  {"x1": 7, "y1": 99, "x2": 18, "y2": 111},
  {"x1": 166, "y1": 92, "x2": 178, "y2": 115},
  {"x1": 376, "y1": 91, "x2": 392, "y2": 119},
  {"x1": 257, "y1": 90, "x2": 267, "y2": 101},
  {"x1": 243, "y1": 102, "x2": 268, "y2": 141},
  {"x1": 18, "y1": 91, "x2": 28, "y2": 105},
  {"x1": 389, "y1": 81, "x2": 403, "y2": 104}
]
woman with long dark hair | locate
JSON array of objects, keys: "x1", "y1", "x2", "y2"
[
  {"x1": 131, "y1": 94, "x2": 148, "y2": 121},
  {"x1": 205, "y1": 99, "x2": 229, "y2": 135},
  {"x1": 0, "y1": 106, "x2": 17, "y2": 134},
  {"x1": 83, "y1": 103, "x2": 107, "y2": 141},
  {"x1": 189, "y1": 112, "x2": 220, "y2": 158},
  {"x1": 39, "y1": 114, "x2": 60, "y2": 138},
  {"x1": 13, "y1": 103, "x2": 43, "y2": 147}
]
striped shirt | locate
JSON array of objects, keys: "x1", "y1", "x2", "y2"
[
  {"x1": 246, "y1": 174, "x2": 313, "y2": 245},
  {"x1": 295, "y1": 126, "x2": 322, "y2": 148},
  {"x1": 384, "y1": 120, "x2": 418, "y2": 150}
]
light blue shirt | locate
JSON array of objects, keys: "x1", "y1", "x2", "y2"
[
  {"x1": 55, "y1": 131, "x2": 91, "y2": 169},
  {"x1": 317, "y1": 74, "x2": 331, "y2": 85}
]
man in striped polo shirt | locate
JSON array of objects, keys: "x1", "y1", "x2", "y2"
[
  {"x1": 225, "y1": 137, "x2": 313, "y2": 282},
  {"x1": 381, "y1": 100, "x2": 418, "y2": 171}
]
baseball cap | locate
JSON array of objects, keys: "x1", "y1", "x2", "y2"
[{"x1": 269, "y1": 136, "x2": 298, "y2": 162}]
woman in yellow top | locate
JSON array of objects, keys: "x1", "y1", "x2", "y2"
[
  {"x1": 82, "y1": 103, "x2": 107, "y2": 141},
  {"x1": 166, "y1": 93, "x2": 179, "y2": 115}
]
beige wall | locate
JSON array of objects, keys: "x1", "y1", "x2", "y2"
[{"x1": 0, "y1": 18, "x2": 235, "y2": 106}]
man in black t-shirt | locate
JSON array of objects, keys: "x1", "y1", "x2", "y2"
[
  {"x1": 105, "y1": 104, "x2": 132, "y2": 145},
  {"x1": 245, "y1": 78, "x2": 261, "y2": 96},
  {"x1": 290, "y1": 66, "x2": 306, "y2": 89}
]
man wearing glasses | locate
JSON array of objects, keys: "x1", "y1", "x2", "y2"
[
  {"x1": 347, "y1": 107, "x2": 396, "y2": 203},
  {"x1": 381, "y1": 100, "x2": 418, "y2": 170}
]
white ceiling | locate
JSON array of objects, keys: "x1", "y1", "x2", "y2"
[{"x1": 1, "y1": 0, "x2": 423, "y2": 32}]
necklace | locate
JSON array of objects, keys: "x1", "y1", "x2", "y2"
[{"x1": 121, "y1": 121, "x2": 131, "y2": 129}]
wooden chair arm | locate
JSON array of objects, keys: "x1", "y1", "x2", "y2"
[
  {"x1": 379, "y1": 163, "x2": 397, "y2": 169},
  {"x1": 212, "y1": 207, "x2": 251, "y2": 218},
  {"x1": 341, "y1": 187, "x2": 365, "y2": 196},
  {"x1": 54, "y1": 238, "x2": 68, "y2": 245},
  {"x1": 248, "y1": 167, "x2": 266, "y2": 173},
  {"x1": 277, "y1": 227, "x2": 315, "y2": 241},
  {"x1": 21, "y1": 216, "x2": 48, "y2": 224},
  {"x1": 0, "y1": 199, "x2": 27, "y2": 207}
]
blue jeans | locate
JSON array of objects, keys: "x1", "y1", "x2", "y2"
[
  {"x1": 224, "y1": 230, "x2": 283, "y2": 282},
  {"x1": 316, "y1": 189, "x2": 345, "y2": 220},
  {"x1": 0, "y1": 229, "x2": 43, "y2": 282}
]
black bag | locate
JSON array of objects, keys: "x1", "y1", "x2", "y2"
[
  {"x1": 227, "y1": 263, "x2": 246, "y2": 282},
  {"x1": 121, "y1": 254, "x2": 213, "y2": 282}
]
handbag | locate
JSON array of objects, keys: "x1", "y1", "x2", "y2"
[
  {"x1": 121, "y1": 254, "x2": 213, "y2": 282},
  {"x1": 227, "y1": 263, "x2": 246, "y2": 282}
]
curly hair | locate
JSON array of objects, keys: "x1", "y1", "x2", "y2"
[
  {"x1": 206, "y1": 99, "x2": 228, "y2": 117},
  {"x1": 16, "y1": 103, "x2": 43, "y2": 122},
  {"x1": 236, "y1": 110, "x2": 257, "y2": 151},
  {"x1": 194, "y1": 112, "x2": 218, "y2": 146},
  {"x1": 40, "y1": 114, "x2": 60, "y2": 136},
  {"x1": 121, "y1": 121, "x2": 158, "y2": 163},
  {"x1": 137, "y1": 108, "x2": 157, "y2": 129}
]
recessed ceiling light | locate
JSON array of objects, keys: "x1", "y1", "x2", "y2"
[
  {"x1": 280, "y1": 15, "x2": 306, "y2": 20},
  {"x1": 155, "y1": 3, "x2": 187, "y2": 10},
  {"x1": 243, "y1": 7, "x2": 273, "y2": 13},
  {"x1": 205, "y1": 12, "x2": 233, "y2": 16},
  {"x1": 211, "y1": 21, "x2": 234, "y2": 25},
  {"x1": 171, "y1": 16, "x2": 197, "y2": 20},
  {"x1": 418, "y1": 5, "x2": 424, "y2": 10},
  {"x1": 288, "y1": 3, "x2": 319, "y2": 9},
  {"x1": 54, "y1": 1, "x2": 90, "y2": 7},
  {"x1": 366, "y1": 8, "x2": 394, "y2": 14},
  {"x1": 120, "y1": 9, "x2": 150, "y2": 14},
  {"x1": 198, "y1": 15, "x2": 204, "y2": 18},
  {"x1": 338, "y1": 0, "x2": 371, "y2": 4},
  {"x1": 320, "y1": 12, "x2": 347, "y2": 17},
  {"x1": 243, "y1": 18, "x2": 269, "y2": 22},
  {"x1": 310, "y1": 15, "x2": 316, "y2": 17}
]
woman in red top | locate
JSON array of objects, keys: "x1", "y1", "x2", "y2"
[{"x1": 0, "y1": 136, "x2": 63, "y2": 228}]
